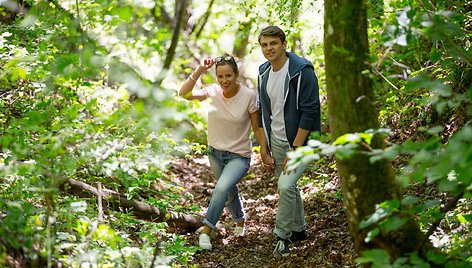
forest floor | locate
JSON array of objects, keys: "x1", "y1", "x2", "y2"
[{"x1": 169, "y1": 153, "x2": 359, "y2": 268}]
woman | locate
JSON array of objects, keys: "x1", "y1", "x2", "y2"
[{"x1": 179, "y1": 54, "x2": 268, "y2": 250}]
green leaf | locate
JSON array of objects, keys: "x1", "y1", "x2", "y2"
[
  {"x1": 457, "y1": 214, "x2": 472, "y2": 224},
  {"x1": 10, "y1": 67, "x2": 27, "y2": 81},
  {"x1": 426, "y1": 126, "x2": 444, "y2": 135},
  {"x1": 111, "y1": 6, "x2": 133, "y2": 22},
  {"x1": 369, "y1": 146, "x2": 399, "y2": 163},
  {"x1": 429, "y1": 46, "x2": 441, "y2": 62},
  {"x1": 406, "y1": 75, "x2": 452, "y2": 97},
  {"x1": 426, "y1": 250, "x2": 447, "y2": 265},
  {"x1": 356, "y1": 249, "x2": 391, "y2": 265},
  {"x1": 381, "y1": 216, "x2": 407, "y2": 233},
  {"x1": 364, "y1": 227, "x2": 380, "y2": 242},
  {"x1": 359, "y1": 132, "x2": 373, "y2": 144},
  {"x1": 334, "y1": 145, "x2": 357, "y2": 160},
  {"x1": 359, "y1": 200, "x2": 400, "y2": 229},
  {"x1": 423, "y1": 199, "x2": 441, "y2": 209},
  {"x1": 334, "y1": 133, "x2": 361, "y2": 145},
  {"x1": 410, "y1": 252, "x2": 432, "y2": 267},
  {"x1": 401, "y1": 196, "x2": 420, "y2": 206}
]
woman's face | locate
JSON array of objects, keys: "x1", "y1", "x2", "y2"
[{"x1": 216, "y1": 64, "x2": 238, "y2": 92}]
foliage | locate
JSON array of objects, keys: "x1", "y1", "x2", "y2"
[
  {"x1": 374, "y1": 1, "x2": 471, "y2": 265},
  {"x1": 294, "y1": 0, "x2": 471, "y2": 265},
  {"x1": 0, "y1": 1, "x2": 200, "y2": 266}
]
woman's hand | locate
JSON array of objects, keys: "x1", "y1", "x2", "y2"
[{"x1": 200, "y1": 58, "x2": 215, "y2": 70}]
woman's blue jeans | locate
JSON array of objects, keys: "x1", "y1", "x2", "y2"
[
  {"x1": 203, "y1": 146, "x2": 250, "y2": 230},
  {"x1": 271, "y1": 133, "x2": 308, "y2": 240}
]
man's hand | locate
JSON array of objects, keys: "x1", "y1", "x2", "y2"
[
  {"x1": 260, "y1": 148, "x2": 274, "y2": 172},
  {"x1": 282, "y1": 148, "x2": 298, "y2": 175}
]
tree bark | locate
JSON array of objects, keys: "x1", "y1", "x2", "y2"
[
  {"x1": 162, "y1": 0, "x2": 187, "y2": 70},
  {"x1": 232, "y1": 18, "x2": 252, "y2": 59},
  {"x1": 0, "y1": 0, "x2": 30, "y2": 24},
  {"x1": 62, "y1": 178, "x2": 203, "y2": 232},
  {"x1": 155, "y1": 0, "x2": 188, "y2": 85},
  {"x1": 324, "y1": 0, "x2": 425, "y2": 259},
  {"x1": 288, "y1": 0, "x2": 304, "y2": 56},
  {"x1": 192, "y1": 0, "x2": 215, "y2": 38}
]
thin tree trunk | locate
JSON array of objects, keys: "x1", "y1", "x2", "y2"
[
  {"x1": 324, "y1": 0, "x2": 425, "y2": 259},
  {"x1": 162, "y1": 0, "x2": 187, "y2": 70},
  {"x1": 232, "y1": 18, "x2": 252, "y2": 59},
  {"x1": 289, "y1": 0, "x2": 304, "y2": 56},
  {"x1": 193, "y1": 0, "x2": 215, "y2": 38},
  {"x1": 155, "y1": 0, "x2": 187, "y2": 85}
]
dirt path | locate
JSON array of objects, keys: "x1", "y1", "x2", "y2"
[{"x1": 169, "y1": 153, "x2": 358, "y2": 267}]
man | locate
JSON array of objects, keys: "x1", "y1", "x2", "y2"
[{"x1": 257, "y1": 26, "x2": 321, "y2": 257}]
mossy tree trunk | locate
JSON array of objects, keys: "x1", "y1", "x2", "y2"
[
  {"x1": 323, "y1": 0, "x2": 425, "y2": 259},
  {"x1": 232, "y1": 18, "x2": 253, "y2": 59},
  {"x1": 288, "y1": 0, "x2": 304, "y2": 56}
]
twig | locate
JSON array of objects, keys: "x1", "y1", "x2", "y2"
[
  {"x1": 417, "y1": 190, "x2": 465, "y2": 250},
  {"x1": 374, "y1": 68, "x2": 399, "y2": 90},
  {"x1": 389, "y1": 56, "x2": 411, "y2": 70},
  {"x1": 360, "y1": 141, "x2": 374, "y2": 152},
  {"x1": 97, "y1": 182, "x2": 103, "y2": 223},
  {"x1": 150, "y1": 241, "x2": 161, "y2": 268}
]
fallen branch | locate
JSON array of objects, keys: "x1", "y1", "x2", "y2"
[{"x1": 62, "y1": 178, "x2": 203, "y2": 233}]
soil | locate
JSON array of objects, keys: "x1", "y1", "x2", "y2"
[{"x1": 169, "y1": 153, "x2": 359, "y2": 268}]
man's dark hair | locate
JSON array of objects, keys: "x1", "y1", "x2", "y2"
[{"x1": 258, "y1": 26, "x2": 286, "y2": 44}]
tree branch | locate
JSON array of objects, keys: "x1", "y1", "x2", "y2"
[
  {"x1": 62, "y1": 178, "x2": 203, "y2": 232},
  {"x1": 417, "y1": 190, "x2": 465, "y2": 250},
  {"x1": 193, "y1": 0, "x2": 215, "y2": 38}
]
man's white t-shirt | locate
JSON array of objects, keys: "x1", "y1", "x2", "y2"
[
  {"x1": 267, "y1": 59, "x2": 289, "y2": 141},
  {"x1": 202, "y1": 84, "x2": 258, "y2": 158}
]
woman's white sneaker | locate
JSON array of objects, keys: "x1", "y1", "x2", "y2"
[
  {"x1": 233, "y1": 226, "x2": 245, "y2": 237},
  {"x1": 199, "y1": 233, "x2": 212, "y2": 250}
]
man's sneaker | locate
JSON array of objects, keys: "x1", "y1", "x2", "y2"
[
  {"x1": 272, "y1": 230, "x2": 307, "y2": 246},
  {"x1": 290, "y1": 230, "x2": 308, "y2": 243},
  {"x1": 199, "y1": 233, "x2": 212, "y2": 250},
  {"x1": 233, "y1": 226, "x2": 245, "y2": 237},
  {"x1": 273, "y1": 238, "x2": 290, "y2": 257}
]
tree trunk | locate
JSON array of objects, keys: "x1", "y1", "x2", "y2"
[
  {"x1": 232, "y1": 18, "x2": 252, "y2": 59},
  {"x1": 62, "y1": 178, "x2": 203, "y2": 232},
  {"x1": 289, "y1": 0, "x2": 304, "y2": 56},
  {"x1": 0, "y1": 0, "x2": 30, "y2": 24},
  {"x1": 323, "y1": 0, "x2": 425, "y2": 259},
  {"x1": 192, "y1": 0, "x2": 215, "y2": 38},
  {"x1": 162, "y1": 0, "x2": 188, "y2": 71}
]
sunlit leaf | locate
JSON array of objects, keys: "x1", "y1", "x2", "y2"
[
  {"x1": 364, "y1": 227, "x2": 379, "y2": 243},
  {"x1": 111, "y1": 6, "x2": 133, "y2": 22},
  {"x1": 457, "y1": 214, "x2": 472, "y2": 224},
  {"x1": 9, "y1": 67, "x2": 27, "y2": 81}
]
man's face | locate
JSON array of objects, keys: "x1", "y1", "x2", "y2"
[{"x1": 259, "y1": 35, "x2": 286, "y2": 62}]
